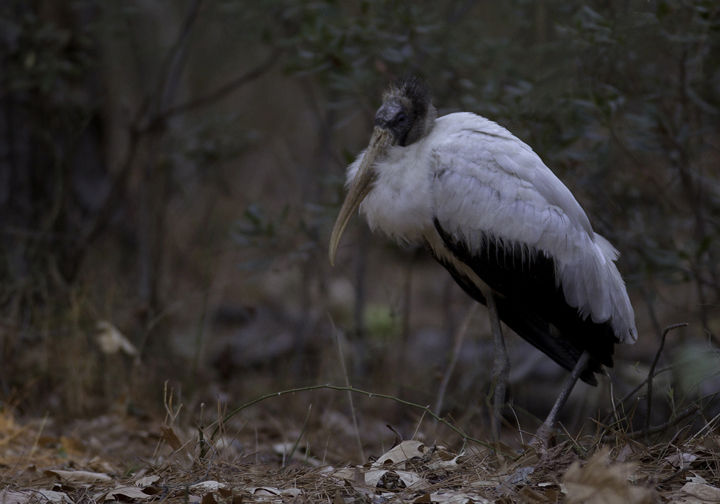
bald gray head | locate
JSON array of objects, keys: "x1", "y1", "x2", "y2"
[
  {"x1": 374, "y1": 77, "x2": 437, "y2": 147},
  {"x1": 329, "y1": 77, "x2": 436, "y2": 265}
]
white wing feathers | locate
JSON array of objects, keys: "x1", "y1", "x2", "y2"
[{"x1": 431, "y1": 114, "x2": 637, "y2": 343}]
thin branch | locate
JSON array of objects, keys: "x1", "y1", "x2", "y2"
[
  {"x1": 70, "y1": 1, "x2": 206, "y2": 274},
  {"x1": 71, "y1": 7, "x2": 279, "y2": 277},
  {"x1": 285, "y1": 404, "x2": 312, "y2": 466},
  {"x1": 329, "y1": 316, "x2": 365, "y2": 463},
  {"x1": 620, "y1": 405, "x2": 700, "y2": 441},
  {"x1": 154, "y1": 0, "x2": 205, "y2": 114},
  {"x1": 434, "y1": 303, "x2": 478, "y2": 418},
  {"x1": 645, "y1": 322, "x2": 689, "y2": 440},
  {"x1": 209, "y1": 384, "x2": 496, "y2": 453},
  {"x1": 658, "y1": 466, "x2": 691, "y2": 486},
  {"x1": 150, "y1": 49, "x2": 282, "y2": 127},
  {"x1": 600, "y1": 324, "x2": 687, "y2": 429}
]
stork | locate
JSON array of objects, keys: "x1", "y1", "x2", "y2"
[{"x1": 328, "y1": 77, "x2": 637, "y2": 444}]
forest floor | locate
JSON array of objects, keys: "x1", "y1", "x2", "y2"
[{"x1": 1, "y1": 401, "x2": 719, "y2": 504}]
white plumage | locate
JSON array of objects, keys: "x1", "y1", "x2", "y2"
[
  {"x1": 329, "y1": 77, "x2": 637, "y2": 440},
  {"x1": 348, "y1": 111, "x2": 636, "y2": 344}
]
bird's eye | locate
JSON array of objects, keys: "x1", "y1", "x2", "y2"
[{"x1": 396, "y1": 113, "x2": 408, "y2": 125}]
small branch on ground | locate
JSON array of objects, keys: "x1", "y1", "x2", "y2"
[
  {"x1": 434, "y1": 303, "x2": 478, "y2": 419},
  {"x1": 645, "y1": 322, "x2": 689, "y2": 441},
  {"x1": 209, "y1": 384, "x2": 497, "y2": 454},
  {"x1": 602, "y1": 404, "x2": 701, "y2": 442},
  {"x1": 329, "y1": 315, "x2": 365, "y2": 463}
]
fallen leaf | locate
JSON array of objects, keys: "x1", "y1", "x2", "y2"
[
  {"x1": 30, "y1": 490, "x2": 72, "y2": 503},
  {"x1": 614, "y1": 444, "x2": 633, "y2": 463},
  {"x1": 218, "y1": 488, "x2": 243, "y2": 504},
  {"x1": 496, "y1": 466, "x2": 534, "y2": 494},
  {"x1": 191, "y1": 481, "x2": 227, "y2": 492},
  {"x1": 0, "y1": 490, "x2": 31, "y2": 504},
  {"x1": 44, "y1": 469, "x2": 112, "y2": 484},
  {"x1": 429, "y1": 491, "x2": 491, "y2": 504},
  {"x1": 665, "y1": 452, "x2": 698, "y2": 468},
  {"x1": 135, "y1": 474, "x2": 160, "y2": 487},
  {"x1": 679, "y1": 481, "x2": 720, "y2": 502},
  {"x1": 100, "y1": 486, "x2": 154, "y2": 501},
  {"x1": 519, "y1": 486, "x2": 549, "y2": 502},
  {"x1": 201, "y1": 493, "x2": 218, "y2": 504},
  {"x1": 374, "y1": 440, "x2": 426, "y2": 466},
  {"x1": 249, "y1": 487, "x2": 302, "y2": 497},
  {"x1": 563, "y1": 449, "x2": 652, "y2": 504},
  {"x1": 59, "y1": 436, "x2": 86, "y2": 456},
  {"x1": 326, "y1": 467, "x2": 354, "y2": 480},
  {"x1": 160, "y1": 425, "x2": 194, "y2": 469},
  {"x1": 96, "y1": 321, "x2": 138, "y2": 356},
  {"x1": 363, "y1": 468, "x2": 425, "y2": 490},
  {"x1": 88, "y1": 457, "x2": 117, "y2": 474},
  {"x1": 426, "y1": 453, "x2": 464, "y2": 470},
  {"x1": 160, "y1": 426, "x2": 184, "y2": 451},
  {"x1": 364, "y1": 469, "x2": 390, "y2": 488}
]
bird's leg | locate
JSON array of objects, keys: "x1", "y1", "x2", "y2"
[
  {"x1": 533, "y1": 350, "x2": 591, "y2": 449},
  {"x1": 485, "y1": 291, "x2": 510, "y2": 443}
]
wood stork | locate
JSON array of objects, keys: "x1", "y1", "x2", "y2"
[{"x1": 328, "y1": 77, "x2": 637, "y2": 443}]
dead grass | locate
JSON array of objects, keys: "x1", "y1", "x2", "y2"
[{"x1": 1, "y1": 385, "x2": 719, "y2": 504}]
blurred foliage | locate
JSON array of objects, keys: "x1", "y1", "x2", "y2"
[{"x1": 0, "y1": 0, "x2": 718, "y2": 426}]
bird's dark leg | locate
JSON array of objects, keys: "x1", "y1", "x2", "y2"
[
  {"x1": 533, "y1": 350, "x2": 591, "y2": 448},
  {"x1": 485, "y1": 291, "x2": 510, "y2": 443}
]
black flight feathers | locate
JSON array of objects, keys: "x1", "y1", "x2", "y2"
[{"x1": 431, "y1": 218, "x2": 617, "y2": 386}]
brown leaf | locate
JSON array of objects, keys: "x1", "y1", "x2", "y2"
[
  {"x1": 60, "y1": 436, "x2": 86, "y2": 456},
  {"x1": 0, "y1": 489, "x2": 32, "y2": 504},
  {"x1": 100, "y1": 486, "x2": 154, "y2": 501},
  {"x1": 96, "y1": 321, "x2": 137, "y2": 356},
  {"x1": 44, "y1": 469, "x2": 112, "y2": 484},
  {"x1": 519, "y1": 486, "x2": 548, "y2": 502},
  {"x1": 563, "y1": 448, "x2": 652, "y2": 504},
  {"x1": 135, "y1": 475, "x2": 160, "y2": 487},
  {"x1": 218, "y1": 489, "x2": 243, "y2": 504},
  {"x1": 374, "y1": 440, "x2": 426, "y2": 466},
  {"x1": 665, "y1": 452, "x2": 698, "y2": 468},
  {"x1": 201, "y1": 493, "x2": 218, "y2": 504},
  {"x1": 680, "y1": 481, "x2": 720, "y2": 502},
  {"x1": 160, "y1": 426, "x2": 184, "y2": 451}
]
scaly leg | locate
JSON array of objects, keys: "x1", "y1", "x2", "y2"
[
  {"x1": 485, "y1": 292, "x2": 510, "y2": 443},
  {"x1": 533, "y1": 350, "x2": 591, "y2": 449}
]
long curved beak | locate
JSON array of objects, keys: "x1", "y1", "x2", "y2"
[{"x1": 329, "y1": 127, "x2": 394, "y2": 265}]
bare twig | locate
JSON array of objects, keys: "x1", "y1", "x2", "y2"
[
  {"x1": 601, "y1": 364, "x2": 678, "y2": 428},
  {"x1": 329, "y1": 316, "x2": 365, "y2": 463},
  {"x1": 151, "y1": 49, "x2": 282, "y2": 126},
  {"x1": 70, "y1": 8, "x2": 279, "y2": 279},
  {"x1": 658, "y1": 466, "x2": 692, "y2": 486},
  {"x1": 209, "y1": 384, "x2": 497, "y2": 453},
  {"x1": 645, "y1": 323, "x2": 689, "y2": 440},
  {"x1": 434, "y1": 303, "x2": 478, "y2": 418},
  {"x1": 154, "y1": 0, "x2": 204, "y2": 112},
  {"x1": 286, "y1": 404, "x2": 312, "y2": 466},
  {"x1": 386, "y1": 424, "x2": 403, "y2": 442},
  {"x1": 603, "y1": 404, "x2": 700, "y2": 442}
]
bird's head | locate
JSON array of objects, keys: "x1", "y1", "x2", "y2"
[{"x1": 329, "y1": 77, "x2": 436, "y2": 265}]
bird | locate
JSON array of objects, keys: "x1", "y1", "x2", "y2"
[{"x1": 328, "y1": 76, "x2": 637, "y2": 444}]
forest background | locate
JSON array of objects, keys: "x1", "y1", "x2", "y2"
[{"x1": 1, "y1": 0, "x2": 719, "y2": 463}]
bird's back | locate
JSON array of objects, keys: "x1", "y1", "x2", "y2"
[{"x1": 425, "y1": 112, "x2": 636, "y2": 381}]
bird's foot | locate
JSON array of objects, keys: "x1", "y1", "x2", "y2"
[{"x1": 530, "y1": 422, "x2": 556, "y2": 453}]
